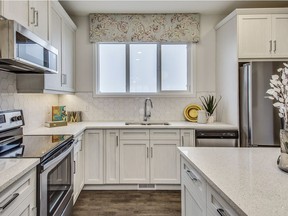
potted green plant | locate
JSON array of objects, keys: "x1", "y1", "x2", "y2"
[{"x1": 199, "y1": 95, "x2": 222, "y2": 123}]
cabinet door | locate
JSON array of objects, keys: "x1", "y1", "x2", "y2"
[
  {"x1": 105, "y1": 130, "x2": 120, "y2": 184},
  {"x1": 272, "y1": 14, "x2": 288, "y2": 58},
  {"x1": 180, "y1": 129, "x2": 195, "y2": 147},
  {"x1": 150, "y1": 140, "x2": 180, "y2": 184},
  {"x1": 84, "y1": 130, "x2": 104, "y2": 184},
  {"x1": 44, "y1": 6, "x2": 62, "y2": 91},
  {"x1": 29, "y1": 0, "x2": 49, "y2": 41},
  {"x1": 119, "y1": 140, "x2": 149, "y2": 183},
  {"x1": 62, "y1": 22, "x2": 75, "y2": 92},
  {"x1": 2, "y1": 0, "x2": 29, "y2": 29},
  {"x1": 238, "y1": 15, "x2": 272, "y2": 58}
]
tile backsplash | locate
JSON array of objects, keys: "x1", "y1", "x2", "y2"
[
  {"x1": 59, "y1": 92, "x2": 214, "y2": 122},
  {"x1": 0, "y1": 72, "x2": 58, "y2": 133},
  {"x1": 0, "y1": 71, "x2": 215, "y2": 131}
]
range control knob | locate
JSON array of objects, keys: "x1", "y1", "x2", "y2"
[
  {"x1": 11, "y1": 116, "x2": 18, "y2": 122},
  {"x1": 17, "y1": 116, "x2": 22, "y2": 120}
]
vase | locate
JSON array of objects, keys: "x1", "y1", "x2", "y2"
[
  {"x1": 277, "y1": 129, "x2": 288, "y2": 172},
  {"x1": 207, "y1": 115, "x2": 215, "y2": 123}
]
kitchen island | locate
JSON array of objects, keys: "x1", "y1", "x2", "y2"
[{"x1": 178, "y1": 147, "x2": 288, "y2": 216}]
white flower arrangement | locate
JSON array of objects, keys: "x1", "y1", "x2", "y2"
[{"x1": 266, "y1": 63, "x2": 288, "y2": 122}]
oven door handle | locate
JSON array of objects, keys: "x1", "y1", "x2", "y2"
[{"x1": 41, "y1": 143, "x2": 74, "y2": 171}]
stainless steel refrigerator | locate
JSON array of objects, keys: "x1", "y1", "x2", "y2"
[{"x1": 239, "y1": 62, "x2": 283, "y2": 147}]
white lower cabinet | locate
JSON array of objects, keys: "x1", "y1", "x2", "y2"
[
  {"x1": 206, "y1": 185, "x2": 238, "y2": 216},
  {"x1": 150, "y1": 129, "x2": 181, "y2": 184},
  {"x1": 181, "y1": 157, "x2": 238, "y2": 216},
  {"x1": 86, "y1": 128, "x2": 196, "y2": 186},
  {"x1": 181, "y1": 158, "x2": 206, "y2": 216},
  {"x1": 119, "y1": 139, "x2": 150, "y2": 184},
  {"x1": 0, "y1": 168, "x2": 36, "y2": 216},
  {"x1": 73, "y1": 133, "x2": 84, "y2": 204},
  {"x1": 118, "y1": 129, "x2": 182, "y2": 184},
  {"x1": 7, "y1": 191, "x2": 36, "y2": 216},
  {"x1": 84, "y1": 130, "x2": 104, "y2": 184},
  {"x1": 105, "y1": 130, "x2": 120, "y2": 184},
  {"x1": 180, "y1": 129, "x2": 195, "y2": 147}
]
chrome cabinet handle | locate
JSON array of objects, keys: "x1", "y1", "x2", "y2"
[
  {"x1": 186, "y1": 169, "x2": 198, "y2": 181},
  {"x1": 147, "y1": 147, "x2": 149, "y2": 158},
  {"x1": 274, "y1": 40, "x2": 276, "y2": 53},
  {"x1": 116, "y1": 135, "x2": 119, "y2": 147},
  {"x1": 0, "y1": 193, "x2": 19, "y2": 212},
  {"x1": 151, "y1": 147, "x2": 153, "y2": 158},
  {"x1": 35, "y1": 10, "x2": 39, "y2": 27},
  {"x1": 30, "y1": 7, "x2": 36, "y2": 24},
  {"x1": 74, "y1": 160, "x2": 76, "y2": 174},
  {"x1": 217, "y1": 208, "x2": 229, "y2": 216},
  {"x1": 62, "y1": 74, "x2": 67, "y2": 85},
  {"x1": 269, "y1": 40, "x2": 272, "y2": 52},
  {"x1": 181, "y1": 136, "x2": 184, "y2": 146},
  {"x1": 269, "y1": 40, "x2": 272, "y2": 53}
]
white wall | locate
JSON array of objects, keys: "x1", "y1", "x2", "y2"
[
  {"x1": 60, "y1": 14, "x2": 225, "y2": 121},
  {"x1": 0, "y1": 72, "x2": 59, "y2": 133}
]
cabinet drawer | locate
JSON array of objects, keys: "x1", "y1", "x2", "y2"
[
  {"x1": 207, "y1": 184, "x2": 239, "y2": 216},
  {"x1": 150, "y1": 129, "x2": 180, "y2": 140},
  {"x1": 120, "y1": 130, "x2": 149, "y2": 140},
  {"x1": 181, "y1": 158, "x2": 207, "y2": 204},
  {"x1": 0, "y1": 168, "x2": 36, "y2": 216},
  {"x1": 8, "y1": 190, "x2": 36, "y2": 216}
]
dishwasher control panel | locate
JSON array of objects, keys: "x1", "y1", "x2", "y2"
[
  {"x1": 196, "y1": 130, "x2": 238, "y2": 139},
  {"x1": 195, "y1": 130, "x2": 239, "y2": 147}
]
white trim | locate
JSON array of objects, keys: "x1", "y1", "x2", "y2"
[
  {"x1": 93, "y1": 42, "x2": 197, "y2": 98},
  {"x1": 215, "y1": 7, "x2": 288, "y2": 30},
  {"x1": 83, "y1": 184, "x2": 180, "y2": 190}
]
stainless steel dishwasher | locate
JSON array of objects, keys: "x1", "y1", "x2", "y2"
[{"x1": 195, "y1": 130, "x2": 239, "y2": 147}]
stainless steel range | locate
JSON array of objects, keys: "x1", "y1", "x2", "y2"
[{"x1": 0, "y1": 110, "x2": 74, "y2": 216}]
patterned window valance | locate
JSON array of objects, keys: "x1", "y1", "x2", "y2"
[{"x1": 89, "y1": 13, "x2": 200, "y2": 43}]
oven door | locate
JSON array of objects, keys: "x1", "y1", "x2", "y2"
[{"x1": 39, "y1": 141, "x2": 74, "y2": 216}]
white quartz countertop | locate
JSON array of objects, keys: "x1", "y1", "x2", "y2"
[
  {"x1": 178, "y1": 147, "x2": 288, "y2": 216},
  {"x1": 25, "y1": 121, "x2": 237, "y2": 136},
  {"x1": 0, "y1": 158, "x2": 39, "y2": 192}
]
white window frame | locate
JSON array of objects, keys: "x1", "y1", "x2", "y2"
[{"x1": 93, "y1": 42, "x2": 196, "y2": 97}]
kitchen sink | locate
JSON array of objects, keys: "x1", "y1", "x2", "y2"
[{"x1": 125, "y1": 122, "x2": 170, "y2": 126}]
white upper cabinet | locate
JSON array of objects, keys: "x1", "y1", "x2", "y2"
[
  {"x1": 61, "y1": 22, "x2": 76, "y2": 92},
  {"x1": 45, "y1": 5, "x2": 62, "y2": 91},
  {"x1": 238, "y1": 13, "x2": 288, "y2": 58},
  {"x1": 1, "y1": 0, "x2": 49, "y2": 41},
  {"x1": 271, "y1": 14, "x2": 288, "y2": 57}
]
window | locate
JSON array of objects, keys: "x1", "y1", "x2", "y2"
[{"x1": 95, "y1": 43, "x2": 194, "y2": 96}]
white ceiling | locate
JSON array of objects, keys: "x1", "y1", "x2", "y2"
[{"x1": 59, "y1": 0, "x2": 288, "y2": 16}]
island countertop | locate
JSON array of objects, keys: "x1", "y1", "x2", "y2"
[
  {"x1": 0, "y1": 158, "x2": 39, "y2": 192},
  {"x1": 178, "y1": 147, "x2": 288, "y2": 216}
]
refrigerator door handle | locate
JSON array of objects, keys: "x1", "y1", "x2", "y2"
[{"x1": 247, "y1": 64, "x2": 253, "y2": 146}]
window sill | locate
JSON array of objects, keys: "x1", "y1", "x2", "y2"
[{"x1": 92, "y1": 92, "x2": 197, "y2": 98}]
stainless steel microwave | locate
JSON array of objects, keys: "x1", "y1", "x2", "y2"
[{"x1": 0, "y1": 19, "x2": 58, "y2": 74}]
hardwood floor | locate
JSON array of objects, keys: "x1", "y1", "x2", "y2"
[{"x1": 72, "y1": 190, "x2": 181, "y2": 216}]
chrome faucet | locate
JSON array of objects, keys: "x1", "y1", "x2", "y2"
[{"x1": 144, "y1": 98, "x2": 153, "y2": 122}]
